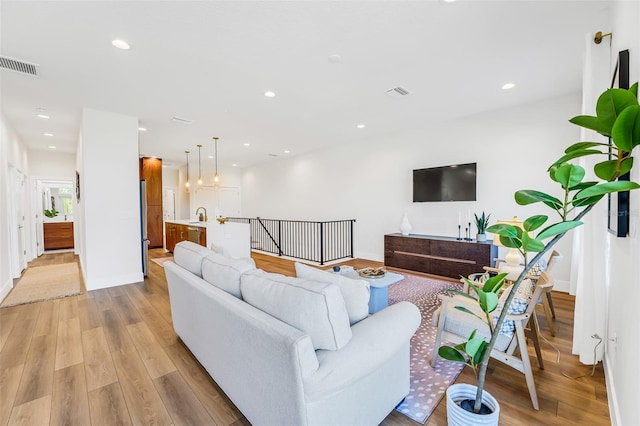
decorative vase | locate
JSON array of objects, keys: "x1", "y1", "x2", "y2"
[
  {"x1": 446, "y1": 383, "x2": 499, "y2": 426},
  {"x1": 400, "y1": 213, "x2": 412, "y2": 236},
  {"x1": 476, "y1": 233, "x2": 487, "y2": 242}
]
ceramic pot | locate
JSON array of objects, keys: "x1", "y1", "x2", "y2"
[
  {"x1": 400, "y1": 213, "x2": 412, "y2": 236},
  {"x1": 446, "y1": 383, "x2": 499, "y2": 426},
  {"x1": 476, "y1": 233, "x2": 487, "y2": 242}
]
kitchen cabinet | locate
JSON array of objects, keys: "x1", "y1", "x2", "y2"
[
  {"x1": 140, "y1": 157, "x2": 163, "y2": 248},
  {"x1": 165, "y1": 222, "x2": 207, "y2": 252}
]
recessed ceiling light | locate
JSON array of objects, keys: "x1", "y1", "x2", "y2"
[
  {"x1": 48, "y1": 145, "x2": 56, "y2": 149},
  {"x1": 328, "y1": 54, "x2": 342, "y2": 64},
  {"x1": 284, "y1": 150, "x2": 290, "y2": 154},
  {"x1": 138, "y1": 127, "x2": 147, "y2": 132},
  {"x1": 37, "y1": 114, "x2": 50, "y2": 119},
  {"x1": 443, "y1": 0, "x2": 456, "y2": 3},
  {"x1": 112, "y1": 39, "x2": 130, "y2": 50},
  {"x1": 162, "y1": 165, "x2": 167, "y2": 168},
  {"x1": 357, "y1": 124, "x2": 366, "y2": 129},
  {"x1": 232, "y1": 163, "x2": 238, "y2": 167},
  {"x1": 243, "y1": 143, "x2": 251, "y2": 147},
  {"x1": 43, "y1": 133, "x2": 53, "y2": 137},
  {"x1": 264, "y1": 91, "x2": 276, "y2": 98},
  {"x1": 208, "y1": 155, "x2": 214, "y2": 159},
  {"x1": 502, "y1": 83, "x2": 515, "y2": 90}
]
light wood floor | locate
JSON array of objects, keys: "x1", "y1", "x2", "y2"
[{"x1": 0, "y1": 250, "x2": 610, "y2": 425}]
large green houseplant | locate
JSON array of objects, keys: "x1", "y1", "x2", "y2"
[{"x1": 439, "y1": 82, "x2": 640, "y2": 415}]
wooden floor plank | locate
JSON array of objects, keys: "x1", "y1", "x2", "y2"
[
  {"x1": 126, "y1": 321, "x2": 176, "y2": 379},
  {"x1": 7, "y1": 395, "x2": 52, "y2": 426},
  {"x1": 82, "y1": 327, "x2": 118, "y2": 392},
  {"x1": 0, "y1": 304, "x2": 39, "y2": 368},
  {"x1": 99, "y1": 308, "x2": 134, "y2": 353},
  {"x1": 111, "y1": 346, "x2": 173, "y2": 426},
  {"x1": 50, "y1": 363, "x2": 90, "y2": 426},
  {"x1": 77, "y1": 297, "x2": 102, "y2": 331},
  {"x1": 0, "y1": 310, "x2": 18, "y2": 352},
  {"x1": 54, "y1": 317, "x2": 83, "y2": 371},
  {"x1": 14, "y1": 333, "x2": 57, "y2": 406},
  {"x1": 153, "y1": 370, "x2": 214, "y2": 425},
  {"x1": 88, "y1": 382, "x2": 132, "y2": 426},
  {"x1": 163, "y1": 341, "x2": 243, "y2": 425},
  {"x1": 58, "y1": 296, "x2": 78, "y2": 320},
  {"x1": 0, "y1": 363, "x2": 26, "y2": 426},
  {"x1": 112, "y1": 294, "x2": 142, "y2": 325},
  {"x1": 124, "y1": 285, "x2": 177, "y2": 347},
  {"x1": 33, "y1": 299, "x2": 60, "y2": 337}
]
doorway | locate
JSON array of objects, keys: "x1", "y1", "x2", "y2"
[{"x1": 8, "y1": 166, "x2": 27, "y2": 278}]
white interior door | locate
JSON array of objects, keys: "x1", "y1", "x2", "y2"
[
  {"x1": 8, "y1": 166, "x2": 27, "y2": 277},
  {"x1": 218, "y1": 186, "x2": 241, "y2": 217},
  {"x1": 163, "y1": 188, "x2": 176, "y2": 221},
  {"x1": 36, "y1": 181, "x2": 44, "y2": 256}
]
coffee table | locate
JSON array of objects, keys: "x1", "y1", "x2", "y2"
[{"x1": 334, "y1": 267, "x2": 405, "y2": 314}]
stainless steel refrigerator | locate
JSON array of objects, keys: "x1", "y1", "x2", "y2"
[{"x1": 140, "y1": 179, "x2": 150, "y2": 277}]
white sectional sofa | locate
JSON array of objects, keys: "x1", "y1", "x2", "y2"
[{"x1": 164, "y1": 241, "x2": 421, "y2": 426}]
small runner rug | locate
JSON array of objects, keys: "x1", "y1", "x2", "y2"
[
  {"x1": 1, "y1": 262, "x2": 81, "y2": 308},
  {"x1": 151, "y1": 256, "x2": 174, "y2": 267},
  {"x1": 388, "y1": 274, "x2": 464, "y2": 424}
]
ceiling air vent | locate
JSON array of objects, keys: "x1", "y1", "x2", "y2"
[
  {"x1": 268, "y1": 153, "x2": 279, "y2": 157},
  {"x1": 0, "y1": 55, "x2": 38, "y2": 77},
  {"x1": 172, "y1": 116, "x2": 194, "y2": 125},
  {"x1": 386, "y1": 86, "x2": 410, "y2": 98}
]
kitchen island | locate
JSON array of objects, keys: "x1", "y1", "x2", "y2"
[{"x1": 165, "y1": 219, "x2": 251, "y2": 259}]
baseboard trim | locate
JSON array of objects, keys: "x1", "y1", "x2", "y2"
[
  {"x1": 553, "y1": 278, "x2": 570, "y2": 293},
  {"x1": 84, "y1": 272, "x2": 144, "y2": 291},
  {"x1": 604, "y1": 356, "x2": 620, "y2": 425},
  {"x1": 0, "y1": 278, "x2": 14, "y2": 303}
]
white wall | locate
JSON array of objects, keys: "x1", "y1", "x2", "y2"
[
  {"x1": 178, "y1": 164, "x2": 242, "y2": 221},
  {"x1": 76, "y1": 108, "x2": 143, "y2": 290},
  {"x1": 0, "y1": 113, "x2": 30, "y2": 300},
  {"x1": 242, "y1": 94, "x2": 579, "y2": 289},
  {"x1": 28, "y1": 149, "x2": 75, "y2": 181},
  {"x1": 604, "y1": 2, "x2": 640, "y2": 425}
]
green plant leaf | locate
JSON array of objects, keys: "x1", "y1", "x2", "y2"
[
  {"x1": 595, "y1": 88, "x2": 638, "y2": 134},
  {"x1": 447, "y1": 289, "x2": 477, "y2": 300},
  {"x1": 611, "y1": 105, "x2": 640, "y2": 151},
  {"x1": 521, "y1": 233, "x2": 545, "y2": 252},
  {"x1": 537, "y1": 221, "x2": 583, "y2": 240},
  {"x1": 594, "y1": 159, "x2": 622, "y2": 181},
  {"x1": 470, "y1": 339, "x2": 487, "y2": 365},
  {"x1": 465, "y1": 337, "x2": 487, "y2": 360},
  {"x1": 438, "y1": 346, "x2": 466, "y2": 363},
  {"x1": 631, "y1": 82, "x2": 638, "y2": 98},
  {"x1": 523, "y1": 215, "x2": 547, "y2": 232},
  {"x1": 482, "y1": 273, "x2": 508, "y2": 293},
  {"x1": 478, "y1": 292, "x2": 499, "y2": 313},
  {"x1": 514, "y1": 190, "x2": 562, "y2": 210},
  {"x1": 454, "y1": 306, "x2": 486, "y2": 323},
  {"x1": 569, "y1": 115, "x2": 610, "y2": 136},
  {"x1": 549, "y1": 149, "x2": 605, "y2": 169},
  {"x1": 564, "y1": 141, "x2": 611, "y2": 153},
  {"x1": 575, "y1": 181, "x2": 640, "y2": 199},
  {"x1": 569, "y1": 181, "x2": 598, "y2": 191},
  {"x1": 487, "y1": 224, "x2": 523, "y2": 248},
  {"x1": 571, "y1": 194, "x2": 605, "y2": 207},
  {"x1": 553, "y1": 164, "x2": 585, "y2": 188}
]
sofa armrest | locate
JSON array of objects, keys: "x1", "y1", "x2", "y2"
[{"x1": 304, "y1": 301, "x2": 420, "y2": 399}]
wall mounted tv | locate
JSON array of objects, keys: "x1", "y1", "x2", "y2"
[{"x1": 413, "y1": 162, "x2": 477, "y2": 202}]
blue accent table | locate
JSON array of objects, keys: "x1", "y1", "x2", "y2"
[{"x1": 336, "y1": 268, "x2": 405, "y2": 314}]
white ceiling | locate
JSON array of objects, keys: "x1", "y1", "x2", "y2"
[{"x1": 0, "y1": 1, "x2": 611, "y2": 169}]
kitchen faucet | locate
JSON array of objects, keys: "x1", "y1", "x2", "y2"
[{"x1": 195, "y1": 207, "x2": 208, "y2": 222}]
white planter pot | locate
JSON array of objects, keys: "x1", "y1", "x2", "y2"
[
  {"x1": 476, "y1": 233, "x2": 487, "y2": 242},
  {"x1": 446, "y1": 383, "x2": 500, "y2": 426}
]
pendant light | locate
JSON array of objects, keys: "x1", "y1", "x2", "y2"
[
  {"x1": 184, "y1": 150, "x2": 190, "y2": 190},
  {"x1": 197, "y1": 144, "x2": 203, "y2": 185},
  {"x1": 213, "y1": 136, "x2": 220, "y2": 183}
]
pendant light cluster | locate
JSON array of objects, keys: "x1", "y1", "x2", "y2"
[{"x1": 184, "y1": 137, "x2": 221, "y2": 191}]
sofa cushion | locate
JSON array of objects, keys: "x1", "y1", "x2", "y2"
[
  {"x1": 173, "y1": 241, "x2": 213, "y2": 277},
  {"x1": 294, "y1": 262, "x2": 370, "y2": 325},
  {"x1": 202, "y1": 252, "x2": 256, "y2": 298},
  {"x1": 241, "y1": 269, "x2": 352, "y2": 350},
  {"x1": 210, "y1": 243, "x2": 229, "y2": 257}
]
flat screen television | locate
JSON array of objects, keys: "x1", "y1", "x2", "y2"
[{"x1": 413, "y1": 162, "x2": 477, "y2": 202}]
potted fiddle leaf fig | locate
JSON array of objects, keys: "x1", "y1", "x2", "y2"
[
  {"x1": 438, "y1": 82, "x2": 640, "y2": 423},
  {"x1": 474, "y1": 212, "x2": 491, "y2": 241}
]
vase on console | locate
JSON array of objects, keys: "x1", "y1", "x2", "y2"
[{"x1": 400, "y1": 213, "x2": 412, "y2": 236}]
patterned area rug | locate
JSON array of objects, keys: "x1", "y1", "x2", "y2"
[
  {"x1": 389, "y1": 274, "x2": 464, "y2": 424},
  {"x1": 1, "y1": 263, "x2": 81, "y2": 308}
]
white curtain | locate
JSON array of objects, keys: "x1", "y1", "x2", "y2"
[{"x1": 570, "y1": 33, "x2": 612, "y2": 364}]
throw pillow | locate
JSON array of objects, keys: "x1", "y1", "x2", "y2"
[
  {"x1": 294, "y1": 262, "x2": 370, "y2": 325},
  {"x1": 240, "y1": 269, "x2": 352, "y2": 351},
  {"x1": 493, "y1": 278, "x2": 535, "y2": 337},
  {"x1": 173, "y1": 241, "x2": 214, "y2": 277}
]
